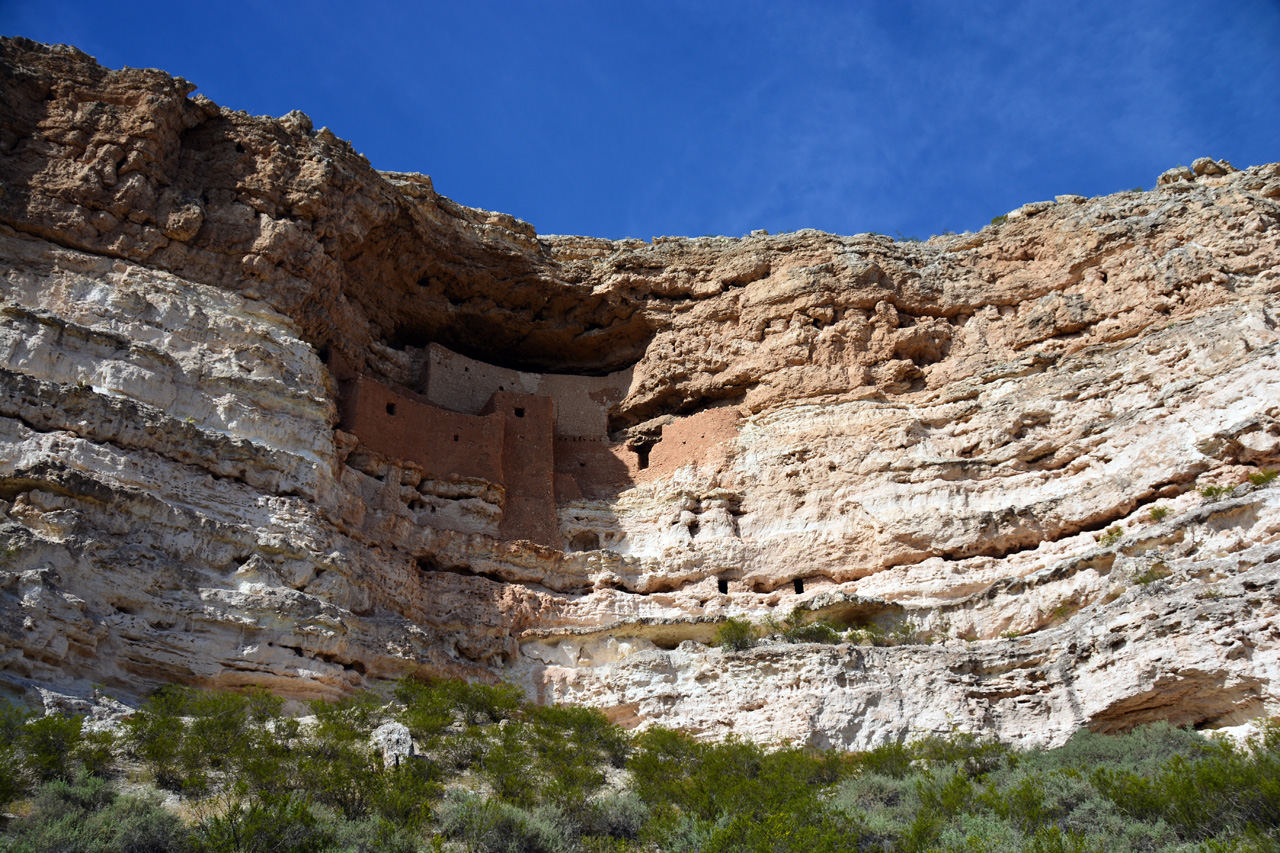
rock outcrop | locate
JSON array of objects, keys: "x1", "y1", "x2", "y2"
[{"x1": 1, "y1": 36, "x2": 1279, "y2": 745}]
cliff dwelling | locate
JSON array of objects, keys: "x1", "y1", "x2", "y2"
[{"x1": 329, "y1": 343, "x2": 640, "y2": 549}]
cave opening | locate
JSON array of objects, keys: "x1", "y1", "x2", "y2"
[
  {"x1": 568, "y1": 531, "x2": 601, "y2": 552},
  {"x1": 793, "y1": 578, "x2": 805, "y2": 594},
  {"x1": 717, "y1": 578, "x2": 729, "y2": 595}
]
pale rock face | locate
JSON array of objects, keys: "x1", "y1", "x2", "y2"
[
  {"x1": 1, "y1": 37, "x2": 1279, "y2": 747},
  {"x1": 370, "y1": 721, "x2": 415, "y2": 765}
]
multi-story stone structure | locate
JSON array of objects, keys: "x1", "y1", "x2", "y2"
[{"x1": 330, "y1": 344, "x2": 636, "y2": 548}]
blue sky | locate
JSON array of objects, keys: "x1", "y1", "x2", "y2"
[{"x1": 4, "y1": 1, "x2": 1278, "y2": 240}]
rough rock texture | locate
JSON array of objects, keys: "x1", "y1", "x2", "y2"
[{"x1": 1, "y1": 37, "x2": 1279, "y2": 746}]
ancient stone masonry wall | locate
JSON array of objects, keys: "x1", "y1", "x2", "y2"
[
  {"x1": 336, "y1": 374, "x2": 505, "y2": 486},
  {"x1": 482, "y1": 392, "x2": 558, "y2": 546},
  {"x1": 644, "y1": 405, "x2": 743, "y2": 477},
  {"x1": 331, "y1": 344, "x2": 641, "y2": 548}
]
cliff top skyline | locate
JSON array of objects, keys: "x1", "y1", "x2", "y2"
[{"x1": 4, "y1": 2, "x2": 1278, "y2": 246}]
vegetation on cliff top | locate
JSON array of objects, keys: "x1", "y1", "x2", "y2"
[{"x1": 0, "y1": 680, "x2": 1277, "y2": 852}]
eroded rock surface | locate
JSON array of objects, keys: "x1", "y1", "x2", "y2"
[{"x1": 1, "y1": 37, "x2": 1279, "y2": 745}]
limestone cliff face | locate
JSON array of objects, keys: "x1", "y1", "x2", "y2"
[{"x1": 2, "y1": 37, "x2": 1279, "y2": 745}]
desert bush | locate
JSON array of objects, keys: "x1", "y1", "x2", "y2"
[
  {"x1": 1096, "y1": 526, "x2": 1124, "y2": 547},
  {"x1": 1148, "y1": 505, "x2": 1170, "y2": 522},
  {"x1": 1248, "y1": 468, "x2": 1279, "y2": 487},
  {"x1": 629, "y1": 728, "x2": 843, "y2": 826},
  {"x1": 1017, "y1": 721, "x2": 1211, "y2": 777},
  {"x1": 1092, "y1": 729, "x2": 1280, "y2": 842},
  {"x1": 3, "y1": 774, "x2": 191, "y2": 853},
  {"x1": 1133, "y1": 563, "x2": 1173, "y2": 585},
  {"x1": 713, "y1": 617, "x2": 757, "y2": 651},
  {"x1": 76, "y1": 727, "x2": 118, "y2": 778},
  {"x1": 193, "y1": 790, "x2": 329, "y2": 853},
  {"x1": 125, "y1": 685, "x2": 192, "y2": 789},
  {"x1": 435, "y1": 726, "x2": 487, "y2": 770},
  {"x1": 313, "y1": 811, "x2": 421, "y2": 853},
  {"x1": 580, "y1": 792, "x2": 649, "y2": 842},
  {"x1": 436, "y1": 791, "x2": 576, "y2": 853},
  {"x1": 294, "y1": 737, "x2": 384, "y2": 822},
  {"x1": 395, "y1": 676, "x2": 523, "y2": 749},
  {"x1": 913, "y1": 730, "x2": 1011, "y2": 777},
  {"x1": 847, "y1": 740, "x2": 915, "y2": 779},
  {"x1": 777, "y1": 609, "x2": 843, "y2": 644},
  {"x1": 1200, "y1": 483, "x2": 1234, "y2": 501},
  {"x1": 475, "y1": 704, "x2": 627, "y2": 821},
  {"x1": 848, "y1": 619, "x2": 923, "y2": 646},
  {"x1": 528, "y1": 703, "x2": 630, "y2": 769},
  {"x1": 127, "y1": 685, "x2": 294, "y2": 798},
  {"x1": 699, "y1": 808, "x2": 864, "y2": 853},
  {"x1": 308, "y1": 691, "x2": 384, "y2": 743},
  {"x1": 18, "y1": 712, "x2": 84, "y2": 783},
  {"x1": 12, "y1": 678, "x2": 1275, "y2": 853}
]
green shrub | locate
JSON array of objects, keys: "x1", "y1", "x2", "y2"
[
  {"x1": 436, "y1": 791, "x2": 576, "y2": 853},
  {"x1": 125, "y1": 685, "x2": 191, "y2": 789},
  {"x1": 4, "y1": 775, "x2": 191, "y2": 853},
  {"x1": 629, "y1": 728, "x2": 843, "y2": 826},
  {"x1": 473, "y1": 704, "x2": 629, "y2": 819},
  {"x1": 1200, "y1": 483, "x2": 1234, "y2": 501},
  {"x1": 848, "y1": 619, "x2": 924, "y2": 646},
  {"x1": 1148, "y1": 505, "x2": 1170, "y2": 522},
  {"x1": 699, "y1": 808, "x2": 864, "y2": 853},
  {"x1": 75, "y1": 728, "x2": 118, "y2": 778},
  {"x1": 776, "y1": 609, "x2": 843, "y2": 644},
  {"x1": 1092, "y1": 732, "x2": 1280, "y2": 842},
  {"x1": 295, "y1": 737, "x2": 383, "y2": 821},
  {"x1": 313, "y1": 811, "x2": 422, "y2": 853},
  {"x1": 1248, "y1": 468, "x2": 1279, "y2": 487},
  {"x1": 193, "y1": 790, "x2": 330, "y2": 853},
  {"x1": 580, "y1": 792, "x2": 649, "y2": 842},
  {"x1": 0, "y1": 702, "x2": 30, "y2": 806},
  {"x1": 912, "y1": 731, "x2": 1011, "y2": 778},
  {"x1": 308, "y1": 691, "x2": 384, "y2": 743},
  {"x1": 1134, "y1": 563, "x2": 1173, "y2": 585},
  {"x1": 848, "y1": 740, "x2": 915, "y2": 779},
  {"x1": 990, "y1": 214, "x2": 1009, "y2": 226},
  {"x1": 529, "y1": 703, "x2": 631, "y2": 769},
  {"x1": 127, "y1": 685, "x2": 293, "y2": 797},
  {"x1": 714, "y1": 618, "x2": 758, "y2": 651},
  {"x1": 1096, "y1": 526, "x2": 1124, "y2": 547},
  {"x1": 392, "y1": 677, "x2": 455, "y2": 742},
  {"x1": 395, "y1": 676, "x2": 522, "y2": 738},
  {"x1": 1017, "y1": 722, "x2": 1211, "y2": 777},
  {"x1": 19, "y1": 713, "x2": 84, "y2": 783}
]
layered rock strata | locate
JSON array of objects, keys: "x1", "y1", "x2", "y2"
[{"x1": 1, "y1": 37, "x2": 1279, "y2": 745}]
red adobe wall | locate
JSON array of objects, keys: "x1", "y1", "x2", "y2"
[
  {"x1": 338, "y1": 375, "x2": 505, "y2": 485},
  {"x1": 482, "y1": 391, "x2": 560, "y2": 548},
  {"x1": 645, "y1": 406, "x2": 742, "y2": 478},
  {"x1": 553, "y1": 436, "x2": 637, "y2": 500},
  {"x1": 331, "y1": 346, "x2": 651, "y2": 549}
]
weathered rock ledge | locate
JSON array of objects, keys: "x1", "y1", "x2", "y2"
[{"x1": 1, "y1": 36, "x2": 1278, "y2": 746}]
